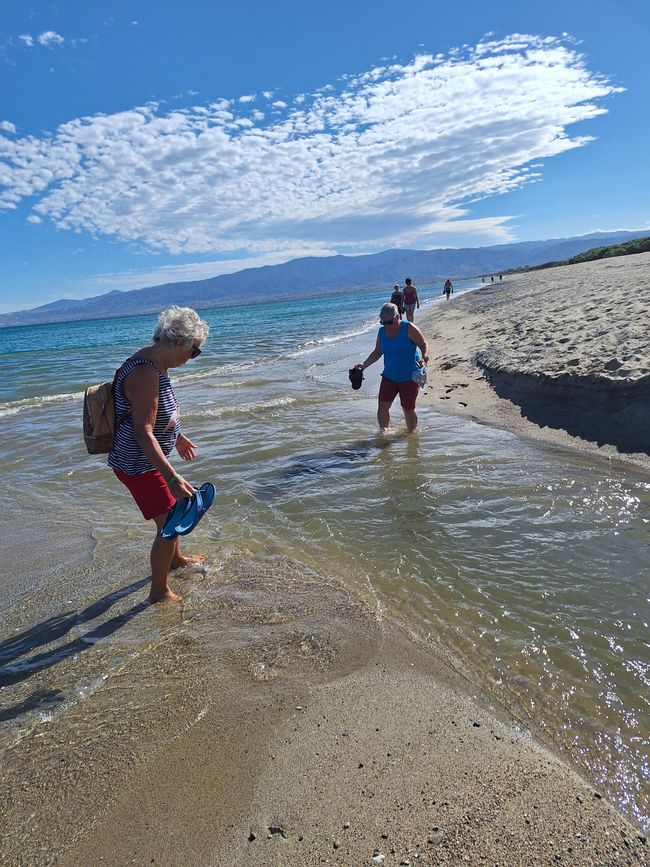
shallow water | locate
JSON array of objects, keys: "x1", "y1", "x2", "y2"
[{"x1": 0, "y1": 284, "x2": 648, "y2": 852}]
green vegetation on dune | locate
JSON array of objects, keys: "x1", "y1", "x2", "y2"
[
  {"x1": 566, "y1": 235, "x2": 650, "y2": 263},
  {"x1": 507, "y1": 236, "x2": 650, "y2": 273}
]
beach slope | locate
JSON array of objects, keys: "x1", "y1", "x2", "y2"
[
  {"x1": 420, "y1": 253, "x2": 650, "y2": 470},
  {"x1": 53, "y1": 559, "x2": 646, "y2": 867}
]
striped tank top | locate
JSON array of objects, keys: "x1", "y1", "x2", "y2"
[{"x1": 108, "y1": 357, "x2": 180, "y2": 476}]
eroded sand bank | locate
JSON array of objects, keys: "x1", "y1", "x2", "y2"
[{"x1": 420, "y1": 252, "x2": 650, "y2": 472}]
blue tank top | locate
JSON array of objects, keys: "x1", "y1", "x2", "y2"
[
  {"x1": 380, "y1": 321, "x2": 419, "y2": 383},
  {"x1": 108, "y1": 357, "x2": 180, "y2": 475}
]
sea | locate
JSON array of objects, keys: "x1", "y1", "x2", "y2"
[{"x1": 0, "y1": 279, "x2": 648, "y2": 854}]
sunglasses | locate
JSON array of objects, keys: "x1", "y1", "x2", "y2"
[
  {"x1": 381, "y1": 318, "x2": 395, "y2": 325},
  {"x1": 190, "y1": 344, "x2": 202, "y2": 359}
]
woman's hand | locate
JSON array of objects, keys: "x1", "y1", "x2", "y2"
[
  {"x1": 168, "y1": 473, "x2": 196, "y2": 500},
  {"x1": 176, "y1": 434, "x2": 197, "y2": 461}
]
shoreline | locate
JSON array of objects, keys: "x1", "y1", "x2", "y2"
[
  {"x1": 46, "y1": 558, "x2": 646, "y2": 867},
  {"x1": 2, "y1": 263, "x2": 649, "y2": 865},
  {"x1": 418, "y1": 253, "x2": 650, "y2": 474}
]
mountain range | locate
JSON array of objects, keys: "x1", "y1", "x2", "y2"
[{"x1": 1, "y1": 230, "x2": 646, "y2": 328}]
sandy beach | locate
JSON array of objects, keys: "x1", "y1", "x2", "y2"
[
  {"x1": 35, "y1": 557, "x2": 642, "y2": 867},
  {"x1": 419, "y1": 252, "x2": 650, "y2": 472},
  {"x1": 3, "y1": 256, "x2": 649, "y2": 866}
]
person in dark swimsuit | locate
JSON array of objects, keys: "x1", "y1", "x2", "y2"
[{"x1": 390, "y1": 284, "x2": 405, "y2": 318}]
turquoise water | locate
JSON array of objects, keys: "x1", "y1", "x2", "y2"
[{"x1": 0, "y1": 279, "x2": 648, "y2": 845}]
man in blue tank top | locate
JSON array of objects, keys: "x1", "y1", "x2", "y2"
[{"x1": 354, "y1": 303, "x2": 429, "y2": 432}]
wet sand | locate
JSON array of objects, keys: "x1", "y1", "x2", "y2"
[
  {"x1": 419, "y1": 252, "x2": 650, "y2": 473},
  {"x1": 49, "y1": 558, "x2": 646, "y2": 867}
]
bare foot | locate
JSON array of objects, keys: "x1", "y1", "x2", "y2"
[
  {"x1": 170, "y1": 554, "x2": 206, "y2": 569},
  {"x1": 149, "y1": 587, "x2": 182, "y2": 604}
]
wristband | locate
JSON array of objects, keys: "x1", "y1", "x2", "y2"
[{"x1": 167, "y1": 472, "x2": 180, "y2": 487}]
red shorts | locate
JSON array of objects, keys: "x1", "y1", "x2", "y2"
[
  {"x1": 378, "y1": 376, "x2": 419, "y2": 411},
  {"x1": 113, "y1": 468, "x2": 176, "y2": 520}
]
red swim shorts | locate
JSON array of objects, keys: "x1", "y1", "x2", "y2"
[
  {"x1": 378, "y1": 376, "x2": 419, "y2": 411},
  {"x1": 113, "y1": 468, "x2": 176, "y2": 521}
]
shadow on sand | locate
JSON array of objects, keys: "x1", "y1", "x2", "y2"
[
  {"x1": 481, "y1": 366, "x2": 650, "y2": 456},
  {"x1": 0, "y1": 578, "x2": 149, "y2": 696}
]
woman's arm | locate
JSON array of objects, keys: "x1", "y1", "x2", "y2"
[
  {"x1": 407, "y1": 324, "x2": 429, "y2": 362},
  {"x1": 125, "y1": 366, "x2": 195, "y2": 499}
]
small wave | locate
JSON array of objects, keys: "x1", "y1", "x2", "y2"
[
  {"x1": 173, "y1": 357, "x2": 272, "y2": 384},
  {"x1": 287, "y1": 320, "x2": 377, "y2": 357},
  {"x1": 0, "y1": 391, "x2": 83, "y2": 418},
  {"x1": 189, "y1": 396, "x2": 297, "y2": 418}
]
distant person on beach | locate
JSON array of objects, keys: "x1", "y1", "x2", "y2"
[
  {"x1": 354, "y1": 302, "x2": 429, "y2": 432},
  {"x1": 108, "y1": 306, "x2": 209, "y2": 603},
  {"x1": 443, "y1": 278, "x2": 453, "y2": 300},
  {"x1": 403, "y1": 277, "x2": 420, "y2": 322},
  {"x1": 499, "y1": 274, "x2": 502, "y2": 281},
  {"x1": 491, "y1": 275, "x2": 494, "y2": 283},
  {"x1": 390, "y1": 283, "x2": 405, "y2": 318}
]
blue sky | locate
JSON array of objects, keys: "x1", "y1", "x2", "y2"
[{"x1": 1, "y1": 0, "x2": 648, "y2": 313}]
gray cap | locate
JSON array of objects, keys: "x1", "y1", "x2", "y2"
[{"x1": 380, "y1": 303, "x2": 399, "y2": 323}]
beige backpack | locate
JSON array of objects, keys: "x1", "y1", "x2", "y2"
[{"x1": 83, "y1": 370, "x2": 129, "y2": 454}]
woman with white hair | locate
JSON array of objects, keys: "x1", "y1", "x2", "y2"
[
  {"x1": 109, "y1": 306, "x2": 209, "y2": 603},
  {"x1": 354, "y1": 302, "x2": 428, "y2": 432}
]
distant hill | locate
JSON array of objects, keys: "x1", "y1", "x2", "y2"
[
  {"x1": 1, "y1": 230, "x2": 647, "y2": 328},
  {"x1": 514, "y1": 235, "x2": 650, "y2": 271}
]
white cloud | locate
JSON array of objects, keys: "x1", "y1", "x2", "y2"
[
  {"x1": 37, "y1": 31, "x2": 65, "y2": 47},
  {"x1": 239, "y1": 94, "x2": 256, "y2": 103},
  {"x1": 19, "y1": 34, "x2": 34, "y2": 47},
  {"x1": 1, "y1": 121, "x2": 16, "y2": 134},
  {"x1": 0, "y1": 35, "x2": 622, "y2": 260}
]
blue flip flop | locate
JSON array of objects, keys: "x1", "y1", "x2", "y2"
[
  {"x1": 175, "y1": 482, "x2": 216, "y2": 537},
  {"x1": 159, "y1": 497, "x2": 193, "y2": 539}
]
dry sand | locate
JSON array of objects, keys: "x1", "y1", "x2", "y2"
[
  {"x1": 419, "y1": 252, "x2": 650, "y2": 472},
  {"x1": 52, "y1": 559, "x2": 647, "y2": 867}
]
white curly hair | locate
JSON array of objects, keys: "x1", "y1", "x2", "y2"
[{"x1": 153, "y1": 306, "x2": 209, "y2": 347}]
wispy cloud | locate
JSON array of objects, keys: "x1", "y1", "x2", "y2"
[
  {"x1": 0, "y1": 34, "x2": 622, "y2": 260},
  {"x1": 37, "y1": 31, "x2": 65, "y2": 47},
  {"x1": 0, "y1": 121, "x2": 16, "y2": 134},
  {"x1": 17, "y1": 31, "x2": 65, "y2": 48}
]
